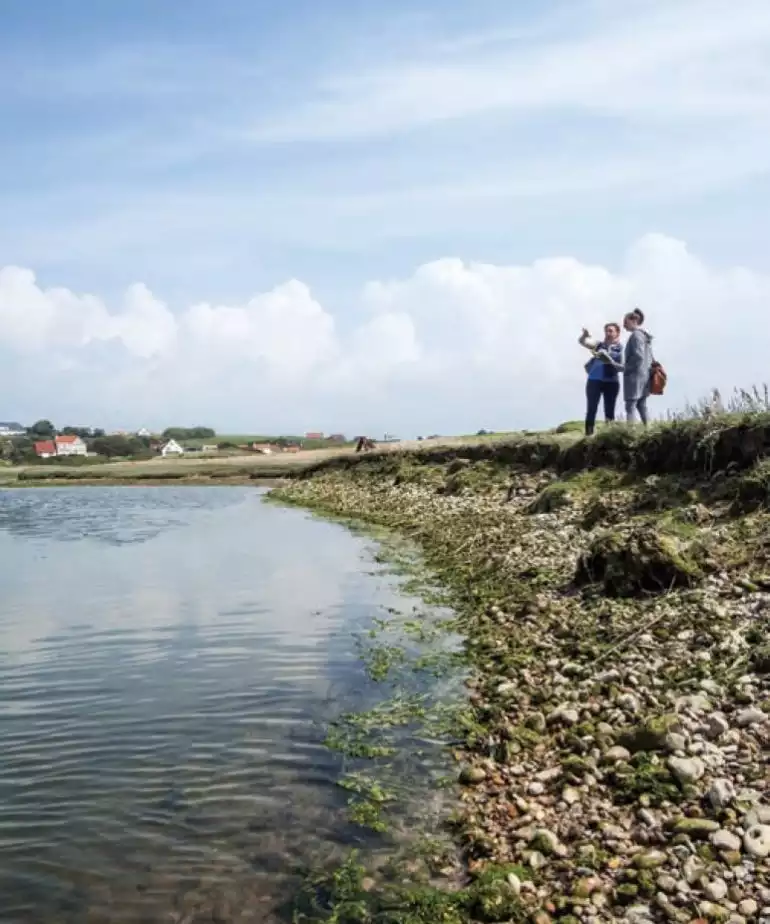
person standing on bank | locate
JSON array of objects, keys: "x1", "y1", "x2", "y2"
[
  {"x1": 620, "y1": 308, "x2": 654, "y2": 424},
  {"x1": 578, "y1": 322, "x2": 623, "y2": 436}
]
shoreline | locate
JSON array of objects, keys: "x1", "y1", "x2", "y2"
[{"x1": 275, "y1": 414, "x2": 770, "y2": 924}]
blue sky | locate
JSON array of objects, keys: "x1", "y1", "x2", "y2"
[{"x1": 2, "y1": 0, "x2": 770, "y2": 433}]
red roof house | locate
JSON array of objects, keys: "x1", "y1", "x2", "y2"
[{"x1": 34, "y1": 440, "x2": 56, "y2": 458}]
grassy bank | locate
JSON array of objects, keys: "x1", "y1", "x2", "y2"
[
  {"x1": 0, "y1": 447, "x2": 357, "y2": 486},
  {"x1": 275, "y1": 415, "x2": 770, "y2": 923}
]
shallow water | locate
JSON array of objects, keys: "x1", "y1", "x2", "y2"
[{"x1": 0, "y1": 487, "x2": 454, "y2": 923}]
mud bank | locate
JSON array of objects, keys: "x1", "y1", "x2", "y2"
[{"x1": 276, "y1": 417, "x2": 770, "y2": 924}]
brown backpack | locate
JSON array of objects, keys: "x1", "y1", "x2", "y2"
[{"x1": 649, "y1": 360, "x2": 667, "y2": 396}]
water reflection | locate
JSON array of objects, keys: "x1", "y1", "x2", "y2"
[{"x1": 0, "y1": 487, "x2": 448, "y2": 923}]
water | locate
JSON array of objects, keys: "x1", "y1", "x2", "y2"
[{"x1": 0, "y1": 487, "x2": 454, "y2": 923}]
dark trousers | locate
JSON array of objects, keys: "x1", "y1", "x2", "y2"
[{"x1": 585, "y1": 379, "x2": 619, "y2": 435}]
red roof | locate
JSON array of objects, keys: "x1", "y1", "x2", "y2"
[
  {"x1": 55, "y1": 434, "x2": 78, "y2": 444},
  {"x1": 34, "y1": 440, "x2": 55, "y2": 455}
]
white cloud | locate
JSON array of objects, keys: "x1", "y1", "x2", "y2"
[{"x1": 1, "y1": 233, "x2": 768, "y2": 433}]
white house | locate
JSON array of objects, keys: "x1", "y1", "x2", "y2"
[
  {"x1": 136, "y1": 427, "x2": 151, "y2": 438},
  {"x1": 54, "y1": 435, "x2": 88, "y2": 456},
  {"x1": 160, "y1": 439, "x2": 184, "y2": 457}
]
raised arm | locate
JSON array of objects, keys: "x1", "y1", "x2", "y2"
[{"x1": 578, "y1": 328, "x2": 599, "y2": 351}]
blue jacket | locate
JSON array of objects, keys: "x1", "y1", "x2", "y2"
[{"x1": 587, "y1": 340, "x2": 622, "y2": 382}]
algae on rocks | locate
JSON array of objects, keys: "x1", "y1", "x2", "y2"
[{"x1": 575, "y1": 524, "x2": 706, "y2": 596}]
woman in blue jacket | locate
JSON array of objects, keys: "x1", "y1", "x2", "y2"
[{"x1": 579, "y1": 322, "x2": 623, "y2": 436}]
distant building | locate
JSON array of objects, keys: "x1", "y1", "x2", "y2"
[
  {"x1": 34, "y1": 440, "x2": 56, "y2": 458},
  {"x1": 159, "y1": 439, "x2": 184, "y2": 457},
  {"x1": 328, "y1": 433, "x2": 346, "y2": 443},
  {"x1": 0, "y1": 421, "x2": 25, "y2": 436},
  {"x1": 201, "y1": 444, "x2": 218, "y2": 453},
  {"x1": 305, "y1": 432, "x2": 324, "y2": 440},
  {"x1": 54, "y1": 435, "x2": 88, "y2": 456},
  {"x1": 136, "y1": 427, "x2": 151, "y2": 438}
]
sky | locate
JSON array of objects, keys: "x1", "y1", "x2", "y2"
[{"x1": 2, "y1": 0, "x2": 770, "y2": 436}]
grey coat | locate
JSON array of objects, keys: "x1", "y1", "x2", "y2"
[{"x1": 622, "y1": 329, "x2": 654, "y2": 402}]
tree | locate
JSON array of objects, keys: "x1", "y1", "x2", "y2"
[
  {"x1": 162, "y1": 426, "x2": 216, "y2": 440},
  {"x1": 29, "y1": 419, "x2": 55, "y2": 437},
  {"x1": 61, "y1": 426, "x2": 94, "y2": 438},
  {"x1": 90, "y1": 435, "x2": 145, "y2": 458}
]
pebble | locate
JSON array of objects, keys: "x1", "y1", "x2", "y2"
[
  {"x1": 737, "y1": 899, "x2": 758, "y2": 916},
  {"x1": 664, "y1": 732, "x2": 687, "y2": 752},
  {"x1": 562, "y1": 786, "x2": 580, "y2": 805},
  {"x1": 706, "y1": 713, "x2": 730, "y2": 739},
  {"x1": 736, "y1": 707, "x2": 765, "y2": 727},
  {"x1": 709, "y1": 779, "x2": 736, "y2": 811},
  {"x1": 711, "y1": 829, "x2": 741, "y2": 852},
  {"x1": 657, "y1": 875, "x2": 678, "y2": 894},
  {"x1": 668, "y1": 755, "x2": 705, "y2": 783},
  {"x1": 703, "y1": 878, "x2": 728, "y2": 901},
  {"x1": 683, "y1": 856, "x2": 706, "y2": 884},
  {"x1": 744, "y1": 824, "x2": 770, "y2": 857},
  {"x1": 603, "y1": 745, "x2": 632, "y2": 763},
  {"x1": 506, "y1": 872, "x2": 521, "y2": 896},
  {"x1": 528, "y1": 781, "x2": 545, "y2": 796},
  {"x1": 459, "y1": 766, "x2": 487, "y2": 785}
]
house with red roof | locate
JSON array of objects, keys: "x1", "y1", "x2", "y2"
[{"x1": 34, "y1": 435, "x2": 88, "y2": 458}]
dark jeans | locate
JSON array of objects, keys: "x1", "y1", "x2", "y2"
[{"x1": 585, "y1": 379, "x2": 619, "y2": 435}]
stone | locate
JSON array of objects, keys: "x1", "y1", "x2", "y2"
[
  {"x1": 668, "y1": 755, "x2": 705, "y2": 783},
  {"x1": 459, "y1": 766, "x2": 487, "y2": 785},
  {"x1": 634, "y1": 849, "x2": 668, "y2": 869},
  {"x1": 683, "y1": 855, "x2": 706, "y2": 884},
  {"x1": 528, "y1": 781, "x2": 545, "y2": 796},
  {"x1": 743, "y1": 824, "x2": 770, "y2": 858},
  {"x1": 711, "y1": 829, "x2": 741, "y2": 852},
  {"x1": 705, "y1": 712, "x2": 730, "y2": 740},
  {"x1": 603, "y1": 745, "x2": 632, "y2": 763},
  {"x1": 620, "y1": 714, "x2": 683, "y2": 753},
  {"x1": 708, "y1": 779, "x2": 735, "y2": 811},
  {"x1": 562, "y1": 786, "x2": 580, "y2": 805},
  {"x1": 671, "y1": 817, "x2": 719, "y2": 837},
  {"x1": 703, "y1": 878, "x2": 728, "y2": 902},
  {"x1": 664, "y1": 732, "x2": 687, "y2": 753},
  {"x1": 737, "y1": 899, "x2": 758, "y2": 916},
  {"x1": 618, "y1": 693, "x2": 640, "y2": 713},
  {"x1": 506, "y1": 872, "x2": 521, "y2": 896},
  {"x1": 736, "y1": 707, "x2": 765, "y2": 728},
  {"x1": 657, "y1": 875, "x2": 678, "y2": 894},
  {"x1": 526, "y1": 711, "x2": 547, "y2": 733},
  {"x1": 548, "y1": 705, "x2": 579, "y2": 726}
]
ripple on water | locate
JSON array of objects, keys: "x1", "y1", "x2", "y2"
[{"x1": 0, "y1": 486, "x2": 458, "y2": 923}]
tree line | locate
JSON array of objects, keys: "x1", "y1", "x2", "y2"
[{"x1": 0, "y1": 421, "x2": 217, "y2": 463}]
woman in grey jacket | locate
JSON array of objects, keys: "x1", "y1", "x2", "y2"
[{"x1": 621, "y1": 308, "x2": 654, "y2": 424}]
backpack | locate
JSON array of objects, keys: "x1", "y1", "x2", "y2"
[{"x1": 649, "y1": 360, "x2": 667, "y2": 396}]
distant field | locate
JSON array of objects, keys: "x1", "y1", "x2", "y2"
[{"x1": 180, "y1": 434, "x2": 353, "y2": 450}]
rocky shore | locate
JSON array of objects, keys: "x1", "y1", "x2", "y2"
[{"x1": 277, "y1": 418, "x2": 770, "y2": 924}]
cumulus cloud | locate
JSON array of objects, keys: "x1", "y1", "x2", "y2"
[{"x1": 0, "y1": 234, "x2": 767, "y2": 434}]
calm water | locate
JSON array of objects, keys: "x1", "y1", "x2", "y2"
[{"x1": 0, "y1": 487, "x2": 453, "y2": 923}]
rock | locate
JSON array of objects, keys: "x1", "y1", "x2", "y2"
[
  {"x1": 603, "y1": 745, "x2": 632, "y2": 763},
  {"x1": 664, "y1": 732, "x2": 687, "y2": 752},
  {"x1": 683, "y1": 855, "x2": 706, "y2": 884},
  {"x1": 743, "y1": 824, "x2": 770, "y2": 857},
  {"x1": 736, "y1": 707, "x2": 765, "y2": 728},
  {"x1": 562, "y1": 786, "x2": 580, "y2": 805},
  {"x1": 708, "y1": 779, "x2": 735, "y2": 811},
  {"x1": 459, "y1": 766, "x2": 487, "y2": 785},
  {"x1": 711, "y1": 829, "x2": 741, "y2": 852},
  {"x1": 671, "y1": 818, "x2": 720, "y2": 838},
  {"x1": 737, "y1": 899, "x2": 758, "y2": 916},
  {"x1": 657, "y1": 875, "x2": 678, "y2": 894},
  {"x1": 530, "y1": 829, "x2": 562, "y2": 856},
  {"x1": 743, "y1": 804, "x2": 770, "y2": 827},
  {"x1": 621, "y1": 715, "x2": 682, "y2": 753},
  {"x1": 705, "y1": 712, "x2": 730, "y2": 739},
  {"x1": 618, "y1": 693, "x2": 640, "y2": 714},
  {"x1": 547, "y1": 705, "x2": 580, "y2": 726},
  {"x1": 506, "y1": 871, "x2": 521, "y2": 896},
  {"x1": 528, "y1": 781, "x2": 545, "y2": 796},
  {"x1": 526, "y1": 711, "x2": 547, "y2": 733},
  {"x1": 667, "y1": 756, "x2": 705, "y2": 784},
  {"x1": 633, "y1": 849, "x2": 668, "y2": 869},
  {"x1": 703, "y1": 878, "x2": 728, "y2": 902},
  {"x1": 575, "y1": 525, "x2": 704, "y2": 597}
]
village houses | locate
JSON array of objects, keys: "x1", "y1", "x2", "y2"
[{"x1": 34, "y1": 435, "x2": 88, "y2": 458}]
